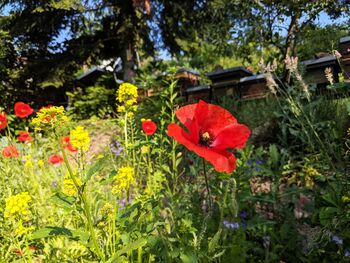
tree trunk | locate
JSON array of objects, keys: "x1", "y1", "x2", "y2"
[{"x1": 122, "y1": 43, "x2": 136, "y2": 83}]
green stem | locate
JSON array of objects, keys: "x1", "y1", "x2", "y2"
[
  {"x1": 231, "y1": 178, "x2": 238, "y2": 217},
  {"x1": 145, "y1": 135, "x2": 152, "y2": 184},
  {"x1": 130, "y1": 121, "x2": 136, "y2": 166},
  {"x1": 124, "y1": 112, "x2": 129, "y2": 161},
  {"x1": 58, "y1": 137, "x2": 105, "y2": 262},
  {"x1": 137, "y1": 247, "x2": 142, "y2": 263},
  {"x1": 202, "y1": 158, "x2": 212, "y2": 213},
  {"x1": 24, "y1": 231, "x2": 33, "y2": 262}
]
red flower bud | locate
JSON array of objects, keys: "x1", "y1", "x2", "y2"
[{"x1": 142, "y1": 120, "x2": 157, "y2": 136}]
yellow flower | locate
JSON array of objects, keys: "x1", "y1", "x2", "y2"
[
  {"x1": 23, "y1": 155, "x2": 33, "y2": 168},
  {"x1": 15, "y1": 222, "x2": 34, "y2": 236},
  {"x1": 117, "y1": 105, "x2": 126, "y2": 113},
  {"x1": 141, "y1": 145, "x2": 150, "y2": 154},
  {"x1": 37, "y1": 159, "x2": 44, "y2": 167},
  {"x1": 63, "y1": 177, "x2": 81, "y2": 197},
  {"x1": 347, "y1": 127, "x2": 350, "y2": 136},
  {"x1": 112, "y1": 166, "x2": 135, "y2": 196},
  {"x1": 117, "y1": 83, "x2": 138, "y2": 104},
  {"x1": 4, "y1": 192, "x2": 32, "y2": 219},
  {"x1": 304, "y1": 166, "x2": 320, "y2": 177},
  {"x1": 116, "y1": 83, "x2": 138, "y2": 113},
  {"x1": 141, "y1": 118, "x2": 151, "y2": 122},
  {"x1": 305, "y1": 175, "x2": 314, "y2": 189},
  {"x1": 70, "y1": 126, "x2": 90, "y2": 151},
  {"x1": 31, "y1": 106, "x2": 68, "y2": 130},
  {"x1": 342, "y1": 196, "x2": 350, "y2": 203}
]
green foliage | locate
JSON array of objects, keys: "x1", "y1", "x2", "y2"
[
  {"x1": 297, "y1": 24, "x2": 349, "y2": 60},
  {"x1": 217, "y1": 96, "x2": 279, "y2": 130},
  {"x1": 67, "y1": 86, "x2": 116, "y2": 120}
]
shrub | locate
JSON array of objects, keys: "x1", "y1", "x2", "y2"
[{"x1": 67, "y1": 86, "x2": 116, "y2": 120}]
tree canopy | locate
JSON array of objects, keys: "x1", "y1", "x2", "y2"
[{"x1": 0, "y1": 0, "x2": 349, "y2": 105}]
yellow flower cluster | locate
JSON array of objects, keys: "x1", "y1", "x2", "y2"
[
  {"x1": 70, "y1": 126, "x2": 90, "y2": 151},
  {"x1": 15, "y1": 222, "x2": 34, "y2": 236},
  {"x1": 32, "y1": 106, "x2": 68, "y2": 130},
  {"x1": 347, "y1": 127, "x2": 350, "y2": 136},
  {"x1": 112, "y1": 166, "x2": 135, "y2": 196},
  {"x1": 303, "y1": 166, "x2": 320, "y2": 189},
  {"x1": 23, "y1": 155, "x2": 33, "y2": 168},
  {"x1": 342, "y1": 196, "x2": 350, "y2": 203},
  {"x1": 116, "y1": 83, "x2": 138, "y2": 113},
  {"x1": 4, "y1": 192, "x2": 32, "y2": 219},
  {"x1": 37, "y1": 159, "x2": 44, "y2": 167},
  {"x1": 63, "y1": 177, "x2": 81, "y2": 197}
]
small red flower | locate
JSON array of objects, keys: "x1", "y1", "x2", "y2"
[
  {"x1": 167, "y1": 100, "x2": 250, "y2": 173},
  {"x1": 61, "y1": 136, "x2": 78, "y2": 152},
  {"x1": 142, "y1": 120, "x2": 157, "y2": 135},
  {"x1": 17, "y1": 131, "x2": 33, "y2": 143},
  {"x1": 14, "y1": 102, "x2": 34, "y2": 118},
  {"x1": 48, "y1": 154, "x2": 64, "y2": 165},
  {"x1": 0, "y1": 112, "x2": 7, "y2": 130},
  {"x1": 2, "y1": 145, "x2": 20, "y2": 158}
]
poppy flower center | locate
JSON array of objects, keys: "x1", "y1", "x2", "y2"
[{"x1": 199, "y1": 131, "x2": 213, "y2": 147}]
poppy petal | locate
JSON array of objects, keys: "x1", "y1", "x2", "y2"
[
  {"x1": 168, "y1": 123, "x2": 236, "y2": 173},
  {"x1": 197, "y1": 100, "x2": 237, "y2": 137},
  {"x1": 211, "y1": 124, "x2": 250, "y2": 149},
  {"x1": 175, "y1": 103, "x2": 197, "y2": 126}
]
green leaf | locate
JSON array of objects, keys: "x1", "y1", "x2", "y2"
[
  {"x1": 30, "y1": 226, "x2": 90, "y2": 242},
  {"x1": 106, "y1": 238, "x2": 147, "y2": 263},
  {"x1": 49, "y1": 192, "x2": 76, "y2": 210},
  {"x1": 319, "y1": 207, "x2": 339, "y2": 226},
  {"x1": 85, "y1": 157, "x2": 106, "y2": 182},
  {"x1": 180, "y1": 251, "x2": 198, "y2": 263},
  {"x1": 31, "y1": 227, "x2": 72, "y2": 239},
  {"x1": 268, "y1": 144, "x2": 279, "y2": 168},
  {"x1": 209, "y1": 229, "x2": 222, "y2": 254}
]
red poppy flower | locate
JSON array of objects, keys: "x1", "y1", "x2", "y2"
[
  {"x1": 167, "y1": 100, "x2": 250, "y2": 173},
  {"x1": 2, "y1": 145, "x2": 20, "y2": 158},
  {"x1": 17, "y1": 131, "x2": 33, "y2": 143},
  {"x1": 0, "y1": 112, "x2": 7, "y2": 130},
  {"x1": 14, "y1": 102, "x2": 34, "y2": 118},
  {"x1": 142, "y1": 120, "x2": 157, "y2": 135},
  {"x1": 61, "y1": 136, "x2": 78, "y2": 152},
  {"x1": 48, "y1": 154, "x2": 64, "y2": 165}
]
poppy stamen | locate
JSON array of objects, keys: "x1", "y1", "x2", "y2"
[{"x1": 199, "y1": 131, "x2": 212, "y2": 147}]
